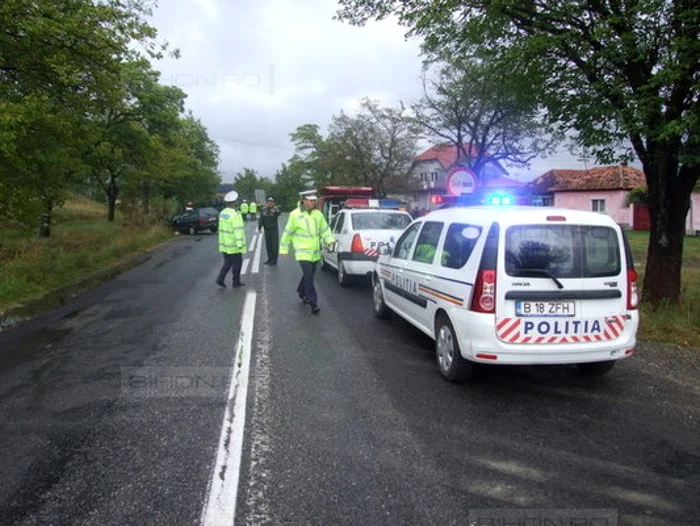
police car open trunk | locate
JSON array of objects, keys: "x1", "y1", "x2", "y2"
[{"x1": 484, "y1": 216, "x2": 639, "y2": 346}]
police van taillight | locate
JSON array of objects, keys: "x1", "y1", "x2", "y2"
[
  {"x1": 470, "y1": 222, "x2": 499, "y2": 314},
  {"x1": 470, "y1": 269, "x2": 496, "y2": 313},
  {"x1": 627, "y1": 268, "x2": 639, "y2": 309},
  {"x1": 621, "y1": 230, "x2": 639, "y2": 310},
  {"x1": 351, "y1": 233, "x2": 364, "y2": 253}
]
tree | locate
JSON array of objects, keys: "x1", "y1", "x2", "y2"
[
  {"x1": 337, "y1": 0, "x2": 700, "y2": 305},
  {"x1": 84, "y1": 62, "x2": 188, "y2": 221},
  {"x1": 414, "y1": 57, "x2": 559, "y2": 179},
  {"x1": 270, "y1": 162, "x2": 310, "y2": 211},
  {"x1": 289, "y1": 99, "x2": 419, "y2": 195},
  {"x1": 0, "y1": 0, "x2": 170, "y2": 233},
  {"x1": 233, "y1": 168, "x2": 265, "y2": 202}
]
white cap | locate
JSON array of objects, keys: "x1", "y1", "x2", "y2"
[
  {"x1": 267, "y1": 196, "x2": 275, "y2": 201},
  {"x1": 224, "y1": 191, "x2": 238, "y2": 202},
  {"x1": 299, "y1": 190, "x2": 318, "y2": 200}
]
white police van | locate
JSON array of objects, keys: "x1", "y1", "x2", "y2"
[{"x1": 372, "y1": 206, "x2": 640, "y2": 381}]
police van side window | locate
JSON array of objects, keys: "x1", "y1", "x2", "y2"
[
  {"x1": 412, "y1": 221, "x2": 444, "y2": 264},
  {"x1": 441, "y1": 223, "x2": 483, "y2": 269},
  {"x1": 393, "y1": 222, "x2": 422, "y2": 260}
]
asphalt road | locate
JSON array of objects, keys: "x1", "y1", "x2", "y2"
[{"x1": 0, "y1": 222, "x2": 698, "y2": 525}]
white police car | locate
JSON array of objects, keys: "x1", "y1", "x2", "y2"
[
  {"x1": 371, "y1": 206, "x2": 640, "y2": 381},
  {"x1": 322, "y1": 206, "x2": 413, "y2": 286}
]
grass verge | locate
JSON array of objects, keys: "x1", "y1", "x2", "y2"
[{"x1": 0, "y1": 196, "x2": 173, "y2": 317}]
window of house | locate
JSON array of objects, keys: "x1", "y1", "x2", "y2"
[
  {"x1": 591, "y1": 199, "x2": 606, "y2": 213},
  {"x1": 420, "y1": 172, "x2": 427, "y2": 182},
  {"x1": 431, "y1": 172, "x2": 439, "y2": 182},
  {"x1": 532, "y1": 196, "x2": 553, "y2": 207}
]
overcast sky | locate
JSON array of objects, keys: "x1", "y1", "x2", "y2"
[{"x1": 150, "y1": 0, "x2": 600, "y2": 184}]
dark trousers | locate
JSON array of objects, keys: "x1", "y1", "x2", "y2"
[
  {"x1": 296, "y1": 261, "x2": 318, "y2": 307},
  {"x1": 264, "y1": 228, "x2": 279, "y2": 263},
  {"x1": 217, "y1": 253, "x2": 243, "y2": 284}
]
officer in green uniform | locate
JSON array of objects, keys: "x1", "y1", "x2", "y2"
[
  {"x1": 258, "y1": 196, "x2": 281, "y2": 265},
  {"x1": 216, "y1": 191, "x2": 246, "y2": 288},
  {"x1": 240, "y1": 200, "x2": 249, "y2": 221},
  {"x1": 280, "y1": 191, "x2": 335, "y2": 314}
]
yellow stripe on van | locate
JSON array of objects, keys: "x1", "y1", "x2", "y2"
[{"x1": 418, "y1": 285, "x2": 464, "y2": 306}]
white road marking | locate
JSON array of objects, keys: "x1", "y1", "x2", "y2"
[
  {"x1": 251, "y1": 231, "x2": 263, "y2": 274},
  {"x1": 241, "y1": 234, "x2": 258, "y2": 275},
  {"x1": 200, "y1": 290, "x2": 257, "y2": 526}
]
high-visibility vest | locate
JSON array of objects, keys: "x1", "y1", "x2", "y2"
[
  {"x1": 240, "y1": 203, "x2": 249, "y2": 214},
  {"x1": 280, "y1": 207, "x2": 335, "y2": 262},
  {"x1": 249, "y1": 202, "x2": 257, "y2": 214},
  {"x1": 218, "y1": 207, "x2": 246, "y2": 254}
]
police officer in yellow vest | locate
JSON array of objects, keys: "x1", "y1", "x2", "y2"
[
  {"x1": 240, "y1": 200, "x2": 249, "y2": 221},
  {"x1": 248, "y1": 201, "x2": 257, "y2": 221},
  {"x1": 216, "y1": 191, "x2": 247, "y2": 288},
  {"x1": 280, "y1": 191, "x2": 335, "y2": 314}
]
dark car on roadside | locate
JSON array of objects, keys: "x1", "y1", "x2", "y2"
[{"x1": 170, "y1": 207, "x2": 219, "y2": 235}]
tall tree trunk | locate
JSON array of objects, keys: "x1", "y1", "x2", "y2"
[
  {"x1": 141, "y1": 183, "x2": 150, "y2": 215},
  {"x1": 107, "y1": 175, "x2": 118, "y2": 222},
  {"x1": 641, "y1": 157, "x2": 697, "y2": 305},
  {"x1": 38, "y1": 197, "x2": 52, "y2": 238}
]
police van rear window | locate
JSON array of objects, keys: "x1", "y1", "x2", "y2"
[
  {"x1": 505, "y1": 225, "x2": 621, "y2": 278},
  {"x1": 352, "y1": 212, "x2": 412, "y2": 230}
]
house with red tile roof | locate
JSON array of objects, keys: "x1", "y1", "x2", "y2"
[
  {"x1": 525, "y1": 165, "x2": 645, "y2": 226},
  {"x1": 408, "y1": 143, "x2": 519, "y2": 210},
  {"x1": 526, "y1": 165, "x2": 700, "y2": 233}
]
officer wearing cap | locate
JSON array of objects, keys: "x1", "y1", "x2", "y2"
[
  {"x1": 280, "y1": 191, "x2": 335, "y2": 314},
  {"x1": 258, "y1": 196, "x2": 281, "y2": 265},
  {"x1": 216, "y1": 191, "x2": 246, "y2": 288}
]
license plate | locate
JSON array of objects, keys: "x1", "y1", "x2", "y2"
[{"x1": 516, "y1": 300, "x2": 576, "y2": 317}]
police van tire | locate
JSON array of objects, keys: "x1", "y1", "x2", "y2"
[
  {"x1": 372, "y1": 276, "x2": 391, "y2": 319},
  {"x1": 576, "y1": 360, "x2": 616, "y2": 376},
  {"x1": 337, "y1": 260, "x2": 350, "y2": 287},
  {"x1": 436, "y1": 315, "x2": 473, "y2": 382}
]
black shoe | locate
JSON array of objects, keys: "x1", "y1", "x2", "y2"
[
  {"x1": 299, "y1": 295, "x2": 309, "y2": 305},
  {"x1": 215, "y1": 279, "x2": 226, "y2": 288},
  {"x1": 264, "y1": 261, "x2": 272, "y2": 265},
  {"x1": 232, "y1": 282, "x2": 246, "y2": 287},
  {"x1": 311, "y1": 306, "x2": 320, "y2": 315}
]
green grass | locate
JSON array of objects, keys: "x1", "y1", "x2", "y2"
[
  {"x1": 0, "y1": 197, "x2": 173, "y2": 314},
  {"x1": 625, "y1": 230, "x2": 700, "y2": 347}
]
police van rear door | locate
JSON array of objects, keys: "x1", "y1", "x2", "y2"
[{"x1": 497, "y1": 221, "x2": 628, "y2": 344}]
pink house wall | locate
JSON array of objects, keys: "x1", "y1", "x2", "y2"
[{"x1": 554, "y1": 190, "x2": 633, "y2": 226}]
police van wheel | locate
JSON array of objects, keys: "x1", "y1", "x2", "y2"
[
  {"x1": 337, "y1": 260, "x2": 350, "y2": 287},
  {"x1": 576, "y1": 360, "x2": 616, "y2": 376},
  {"x1": 372, "y1": 276, "x2": 391, "y2": 319},
  {"x1": 436, "y1": 315, "x2": 473, "y2": 382}
]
